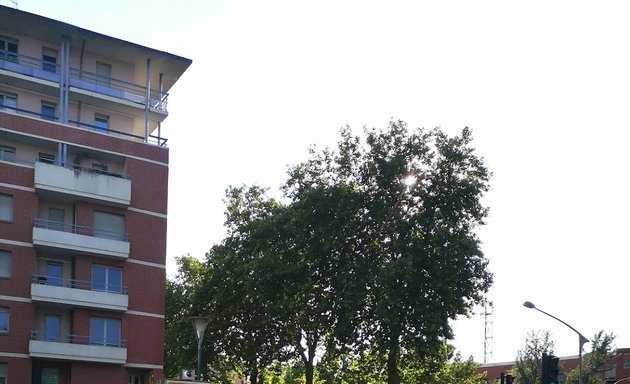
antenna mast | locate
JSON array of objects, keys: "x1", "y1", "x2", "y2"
[{"x1": 483, "y1": 302, "x2": 494, "y2": 364}]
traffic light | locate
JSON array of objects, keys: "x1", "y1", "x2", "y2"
[{"x1": 541, "y1": 353, "x2": 560, "y2": 384}]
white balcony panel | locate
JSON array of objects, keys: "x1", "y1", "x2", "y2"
[
  {"x1": 31, "y1": 283, "x2": 128, "y2": 311},
  {"x1": 34, "y1": 162, "x2": 131, "y2": 206},
  {"x1": 29, "y1": 340, "x2": 127, "y2": 364},
  {"x1": 33, "y1": 227, "x2": 129, "y2": 259}
]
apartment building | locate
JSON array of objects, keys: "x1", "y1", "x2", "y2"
[{"x1": 0, "y1": 5, "x2": 191, "y2": 383}]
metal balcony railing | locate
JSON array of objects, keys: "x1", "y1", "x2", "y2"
[
  {"x1": 31, "y1": 274, "x2": 128, "y2": 295},
  {"x1": 30, "y1": 331, "x2": 127, "y2": 348},
  {"x1": 0, "y1": 48, "x2": 168, "y2": 112},
  {"x1": 0, "y1": 101, "x2": 168, "y2": 146},
  {"x1": 33, "y1": 218, "x2": 130, "y2": 242}
]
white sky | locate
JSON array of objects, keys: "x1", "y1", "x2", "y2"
[{"x1": 11, "y1": 0, "x2": 630, "y2": 365}]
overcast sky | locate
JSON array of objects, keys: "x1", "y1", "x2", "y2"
[{"x1": 12, "y1": 0, "x2": 630, "y2": 364}]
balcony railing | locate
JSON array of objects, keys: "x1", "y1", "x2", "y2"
[
  {"x1": 31, "y1": 274, "x2": 128, "y2": 311},
  {"x1": 30, "y1": 331, "x2": 127, "y2": 348},
  {"x1": 0, "y1": 49, "x2": 168, "y2": 112},
  {"x1": 33, "y1": 218, "x2": 129, "y2": 241},
  {"x1": 0, "y1": 103, "x2": 168, "y2": 146},
  {"x1": 29, "y1": 331, "x2": 127, "y2": 364},
  {"x1": 32, "y1": 218, "x2": 130, "y2": 259},
  {"x1": 32, "y1": 274, "x2": 128, "y2": 294}
]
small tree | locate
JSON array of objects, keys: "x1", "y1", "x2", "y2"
[{"x1": 513, "y1": 331, "x2": 555, "y2": 384}]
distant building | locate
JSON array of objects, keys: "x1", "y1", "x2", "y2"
[
  {"x1": 0, "y1": 5, "x2": 191, "y2": 383},
  {"x1": 477, "y1": 348, "x2": 630, "y2": 383}
]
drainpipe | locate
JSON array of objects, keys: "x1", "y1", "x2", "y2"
[{"x1": 144, "y1": 58, "x2": 150, "y2": 143}]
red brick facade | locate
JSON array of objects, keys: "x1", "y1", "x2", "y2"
[{"x1": 0, "y1": 5, "x2": 190, "y2": 383}]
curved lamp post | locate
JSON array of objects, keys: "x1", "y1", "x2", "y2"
[
  {"x1": 523, "y1": 301, "x2": 588, "y2": 384},
  {"x1": 190, "y1": 316, "x2": 209, "y2": 381}
]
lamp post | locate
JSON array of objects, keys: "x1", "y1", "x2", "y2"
[
  {"x1": 523, "y1": 301, "x2": 588, "y2": 384},
  {"x1": 190, "y1": 316, "x2": 209, "y2": 381}
]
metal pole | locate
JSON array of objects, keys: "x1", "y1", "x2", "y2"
[
  {"x1": 197, "y1": 336, "x2": 203, "y2": 381},
  {"x1": 523, "y1": 302, "x2": 588, "y2": 384}
]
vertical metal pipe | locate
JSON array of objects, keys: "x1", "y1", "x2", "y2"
[
  {"x1": 58, "y1": 36, "x2": 70, "y2": 124},
  {"x1": 144, "y1": 58, "x2": 151, "y2": 142}
]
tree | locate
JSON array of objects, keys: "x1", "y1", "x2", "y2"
[
  {"x1": 283, "y1": 121, "x2": 492, "y2": 384},
  {"x1": 199, "y1": 186, "x2": 293, "y2": 384},
  {"x1": 564, "y1": 331, "x2": 615, "y2": 384},
  {"x1": 513, "y1": 330, "x2": 555, "y2": 384},
  {"x1": 164, "y1": 256, "x2": 207, "y2": 378},
  {"x1": 175, "y1": 120, "x2": 492, "y2": 384}
]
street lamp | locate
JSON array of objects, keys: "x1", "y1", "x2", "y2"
[
  {"x1": 523, "y1": 301, "x2": 588, "y2": 384},
  {"x1": 190, "y1": 316, "x2": 209, "y2": 381}
]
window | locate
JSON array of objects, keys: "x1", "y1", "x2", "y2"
[
  {"x1": 0, "y1": 92, "x2": 17, "y2": 112},
  {"x1": 44, "y1": 315, "x2": 61, "y2": 341},
  {"x1": 38, "y1": 152, "x2": 55, "y2": 164},
  {"x1": 89, "y1": 317, "x2": 121, "y2": 346},
  {"x1": 0, "y1": 250, "x2": 10, "y2": 279},
  {"x1": 42, "y1": 368, "x2": 59, "y2": 384},
  {"x1": 93, "y1": 211, "x2": 125, "y2": 240},
  {"x1": 0, "y1": 307, "x2": 8, "y2": 334},
  {"x1": 94, "y1": 114, "x2": 109, "y2": 133},
  {"x1": 0, "y1": 35, "x2": 18, "y2": 62},
  {"x1": 0, "y1": 194, "x2": 12, "y2": 222},
  {"x1": 0, "y1": 363, "x2": 6, "y2": 384},
  {"x1": 42, "y1": 48, "x2": 57, "y2": 73},
  {"x1": 92, "y1": 265, "x2": 122, "y2": 293},
  {"x1": 41, "y1": 102, "x2": 56, "y2": 121},
  {"x1": 48, "y1": 208, "x2": 66, "y2": 232},
  {"x1": 96, "y1": 62, "x2": 111, "y2": 87},
  {"x1": 0, "y1": 145, "x2": 15, "y2": 162},
  {"x1": 46, "y1": 262, "x2": 63, "y2": 287}
]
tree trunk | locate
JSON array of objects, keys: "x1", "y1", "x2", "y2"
[
  {"x1": 305, "y1": 360, "x2": 314, "y2": 384},
  {"x1": 249, "y1": 365, "x2": 259, "y2": 384},
  {"x1": 387, "y1": 346, "x2": 400, "y2": 384}
]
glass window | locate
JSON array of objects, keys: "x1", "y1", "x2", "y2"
[
  {"x1": 92, "y1": 265, "x2": 122, "y2": 293},
  {"x1": 42, "y1": 368, "x2": 59, "y2": 384},
  {"x1": 0, "y1": 92, "x2": 17, "y2": 112},
  {"x1": 0, "y1": 250, "x2": 10, "y2": 278},
  {"x1": 0, "y1": 363, "x2": 6, "y2": 384},
  {"x1": 94, "y1": 114, "x2": 109, "y2": 133},
  {"x1": 96, "y1": 62, "x2": 111, "y2": 87},
  {"x1": 90, "y1": 317, "x2": 121, "y2": 346},
  {"x1": 44, "y1": 315, "x2": 61, "y2": 341},
  {"x1": 0, "y1": 194, "x2": 12, "y2": 222},
  {"x1": 0, "y1": 35, "x2": 18, "y2": 62},
  {"x1": 42, "y1": 47, "x2": 57, "y2": 73},
  {"x1": 0, "y1": 307, "x2": 8, "y2": 334},
  {"x1": 41, "y1": 102, "x2": 56, "y2": 121},
  {"x1": 93, "y1": 211, "x2": 125, "y2": 240},
  {"x1": 0, "y1": 145, "x2": 15, "y2": 162},
  {"x1": 48, "y1": 208, "x2": 66, "y2": 232},
  {"x1": 46, "y1": 262, "x2": 63, "y2": 287}
]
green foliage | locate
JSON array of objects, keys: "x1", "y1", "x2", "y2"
[
  {"x1": 513, "y1": 330, "x2": 556, "y2": 384},
  {"x1": 164, "y1": 256, "x2": 206, "y2": 378},
  {"x1": 564, "y1": 331, "x2": 615, "y2": 384},
  {"x1": 165, "y1": 121, "x2": 493, "y2": 384}
]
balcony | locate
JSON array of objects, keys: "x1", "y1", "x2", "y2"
[
  {"x1": 32, "y1": 219, "x2": 130, "y2": 259},
  {"x1": 31, "y1": 275, "x2": 128, "y2": 311},
  {"x1": 29, "y1": 332, "x2": 127, "y2": 364},
  {"x1": 0, "y1": 49, "x2": 168, "y2": 112},
  {"x1": 34, "y1": 160, "x2": 131, "y2": 206}
]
